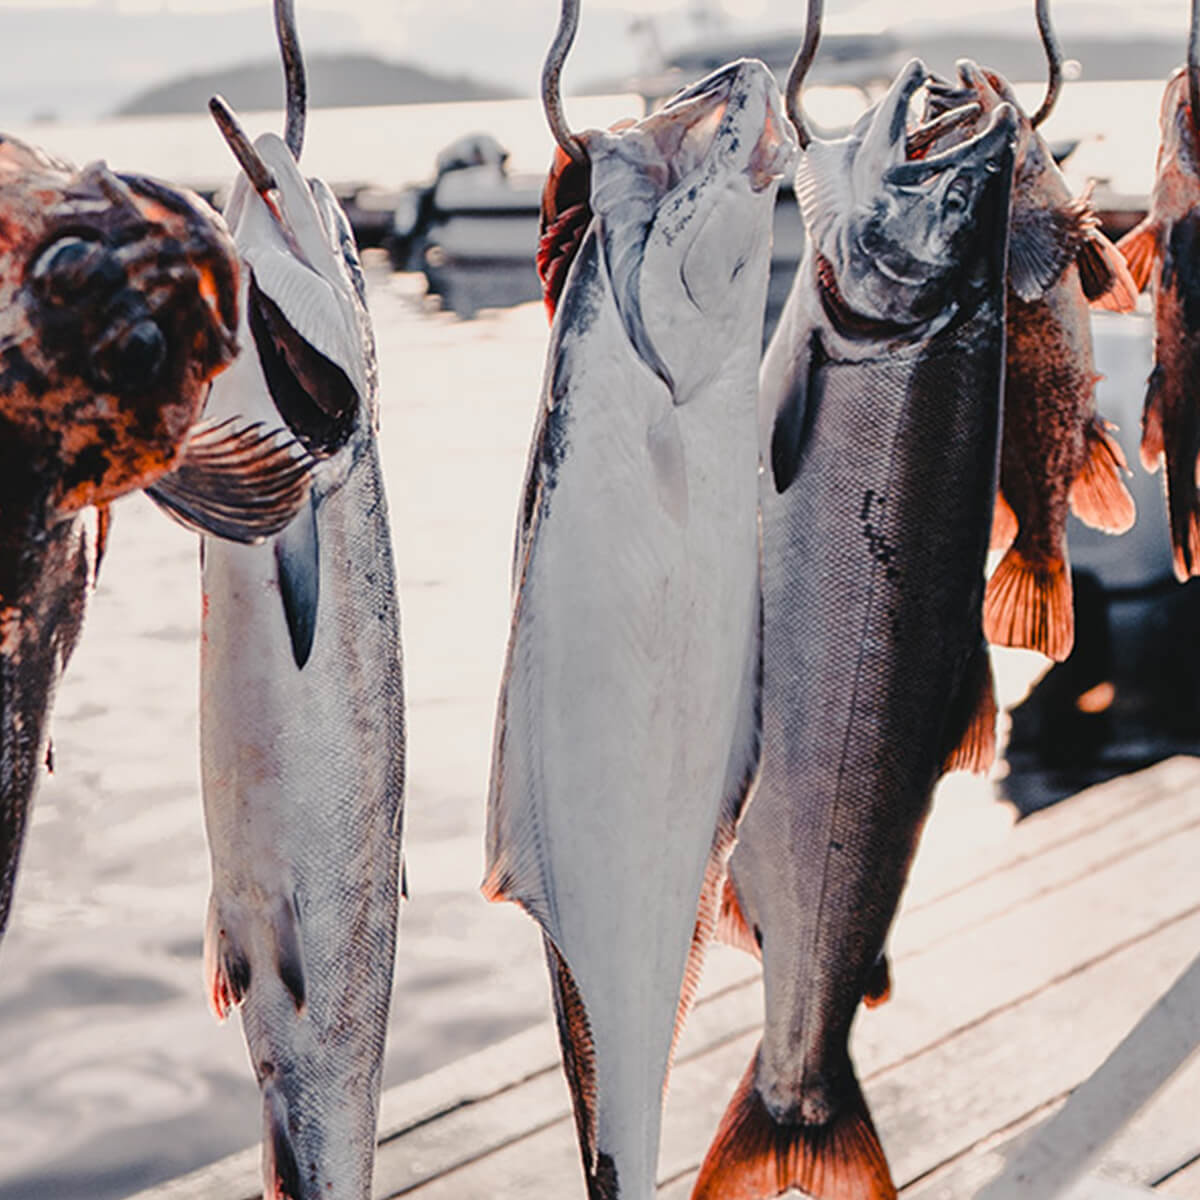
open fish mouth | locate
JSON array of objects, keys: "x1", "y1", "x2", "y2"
[{"x1": 636, "y1": 58, "x2": 796, "y2": 193}]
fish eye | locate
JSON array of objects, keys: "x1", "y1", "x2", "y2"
[{"x1": 32, "y1": 235, "x2": 124, "y2": 301}]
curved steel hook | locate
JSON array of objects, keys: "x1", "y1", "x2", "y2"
[
  {"x1": 210, "y1": 95, "x2": 276, "y2": 196},
  {"x1": 542, "y1": 0, "x2": 585, "y2": 164},
  {"x1": 1030, "y1": 0, "x2": 1062, "y2": 128},
  {"x1": 785, "y1": 0, "x2": 823, "y2": 150},
  {"x1": 1190, "y1": 0, "x2": 1200, "y2": 152},
  {"x1": 274, "y1": 0, "x2": 307, "y2": 160}
]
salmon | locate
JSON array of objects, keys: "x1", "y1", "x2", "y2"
[
  {"x1": 923, "y1": 61, "x2": 1136, "y2": 661},
  {"x1": 0, "y1": 135, "x2": 303, "y2": 940},
  {"x1": 693, "y1": 62, "x2": 1017, "y2": 1200},
  {"x1": 1118, "y1": 67, "x2": 1200, "y2": 579},
  {"x1": 485, "y1": 59, "x2": 794, "y2": 1200}
]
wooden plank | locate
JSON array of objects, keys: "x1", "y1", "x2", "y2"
[
  {"x1": 405, "y1": 907, "x2": 1200, "y2": 1197},
  {"x1": 978, "y1": 954, "x2": 1200, "y2": 1200}
]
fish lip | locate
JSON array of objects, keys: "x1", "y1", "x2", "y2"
[
  {"x1": 885, "y1": 101, "x2": 1017, "y2": 187},
  {"x1": 855, "y1": 232, "x2": 930, "y2": 285}
]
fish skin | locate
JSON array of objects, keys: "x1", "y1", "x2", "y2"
[
  {"x1": 693, "y1": 64, "x2": 1018, "y2": 1200},
  {"x1": 485, "y1": 59, "x2": 794, "y2": 1200},
  {"x1": 199, "y1": 133, "x2": 404, "y2": 1200},
  {"x1": 924, "y1": 61, "x2": 1136, "y2": 662},
  {"x1": 0, "y1": 135, "x2": 240, "y2": 938},
  {"x1": 1117, "y1": 67, "x2": 1200, "y2": 579}
]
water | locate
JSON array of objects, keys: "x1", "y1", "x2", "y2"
[{"x1": 0, "y1": 77, "x2": 1177, "y2": 1198}]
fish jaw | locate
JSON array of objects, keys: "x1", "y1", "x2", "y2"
[
  {"x1": 0, "y1": 155, "x2": 239, "y2": 516},
  {"x1": 578, "y1": 58, "x2": 794, "y2": 401}
]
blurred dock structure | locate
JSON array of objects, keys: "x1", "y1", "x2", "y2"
[{"x1": 129, "y1": 754, "x2": 1200, "y2": 1200}]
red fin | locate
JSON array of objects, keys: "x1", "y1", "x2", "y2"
[
  {"x1": 984, "y1": 545, "x2": 1074, "y2": 662},
  {"x1": 716, "y1": 875, "x2": 761, "y2": 959},
  {"x1": 1081, "y1": 230, "x2": 1139, "y2": 312},
  {"x1": 203, "y1": 899, "x2": 250, "y2": 1021},
  {"x1": 942, "y1": 649, "x2": 998, "y2": 774},
  {"x1": 545, "y1": 939, "x2": 601, "y2": 1182},
  {"x1": 863, "y1": 954, "x2": 891, "y2": 1009},
  {"x1": 1070, "y1": 419, "x2": 1136, "y2": 534},
  {"x1": 691, "y1": 1050, "x2": 897, "y2": 1200},
  {"x1": 1141, "y1": 365, "x2": 1166, "y2": 473},
  {"x1": 990, "y1": 488, "x2": 1018, "y2": 552},
  {"x1": 1116, "y1": 220, "x2": 1159, "y2": 293}
]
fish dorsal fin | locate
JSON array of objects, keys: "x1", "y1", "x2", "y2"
[{"x1": 794, "y1": 138, "x2": 854, "y2": 253}]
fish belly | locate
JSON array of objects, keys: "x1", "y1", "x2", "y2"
[
  {"x1": 492, "y1": 353, "x2": 759, "y2": 1195},
  {"x1": 737, "y1": 313, "x2": 1001, "y2": 1115},
  {"x1": 200, "y1": 446, "x2": 404, "y2": 1200}
]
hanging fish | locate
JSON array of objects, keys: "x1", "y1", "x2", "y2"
[
  {"x1": 484, "y1": 5, "x2": 795, "y2": 1193},
  {"x1": 1117, "y1": 65, "x2": 1200, "y2": 579},
  {"x1": 195, "y1": 4, "x2": 405, "y2": 1197},
  {"x1": 693, "y1": 48, "x2": 1018, "y2": 1200},
  {"x1": 922, "y1": 11, "x2": 1136, "y2": 661},
  {"x1": 0, "y1": 134, "x2": 306, "y2": 940}
]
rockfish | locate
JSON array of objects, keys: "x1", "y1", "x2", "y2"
[
  {"x1": 485, "y1": 59, "x2": 794, "y2": 1200},
  {"x1": 0, "y1": 135, "x2": 300, "y2": 939},
  {"x1": 1118, "y1": 67, "x2": 1200, "y2": 579},
  {"x1": 923, "y1": 61, "x2": 1136, "y2": 661},
  {"x1": 198, "y1": 129, "x2": 404, "y2": 1198},
  {"x1": 693, "y1": 63, "x2": 1017, "y2": 1200}
]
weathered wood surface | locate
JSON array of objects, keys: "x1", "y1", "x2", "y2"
[{"x1": 128, "y1": 756, "x2": 1200, "y2": 1200}]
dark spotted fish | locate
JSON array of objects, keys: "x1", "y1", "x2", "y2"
[
  {"x1": 693, "y1": 62, "x2": 1018, "y2": 1200},
  {"x1": 923, "y1": 62, "x2": 1136, "y2": 661},
  {"x1": 1118, "y1": 67, "x2": 1200, "y2": 579},
  {"x1": 486, "y1": 59, "x2": 794, "y2": 1200},
  {"x1": 0, "y1": 135, "x2": 303, "y2": 940}
]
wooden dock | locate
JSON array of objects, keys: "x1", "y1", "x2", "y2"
[{"x1": 130, "y1": 755, "x2": 1200, "y2": 1200}]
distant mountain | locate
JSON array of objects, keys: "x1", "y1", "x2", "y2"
[{"x1": 114, "y1": 53, "x2": 517, "y2": 117}]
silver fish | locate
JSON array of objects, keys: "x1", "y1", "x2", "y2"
[
  {"x1": 198, "y1": 125, "x2": 404, "y2": 1199},
  {"x1": 693, "y1": 62, "x2": 1018, "y2": 1200},
  {"x1": 484, "y1": 58, "x2": 794, "y2": 1200}
]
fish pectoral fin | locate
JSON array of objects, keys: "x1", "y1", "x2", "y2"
[
  {"x1": 1008, "y1": 200, "x2": 1092, "y2": 303},
  {"x1": 691, "y1": 1047, "x2": 896, "y2": 1200},
  {"x1": 768, "y1": 331, "x2": 820, "y2": 494},
  {"x1": 274, "y1": 495, "x2": 320, "y2": 670},
  {"x1": 990, "y1": 488, "x2": 1018, "y2": 552},
  {"x1": 942, "y1": 644, "x2": 1000, "y2": 772},
  {"x1": 1079, "y1": 229, "x2": 1139, "y2": 312},
  {"x1": 984, "y1": 543, "x2": 1073, "y2": 662},
  {"x1": 146, "y1": 417, "x2": 313, "y2": 545},
  {"x1": 863, "y1": 953, "x2": 892, "y2": 1009},
  {"x1": 1115, "y1": 218, "x2": 1160, "y2": 294},
  {"x1": 1070, "y1": 418, "x2": 1136, "y2": 535},
  {"x1": 203, "y1": 897, "x2": 252, "y2": 1021},
  {"x1": 715, "y1": 875, "x2": 761, "y2": 959}
]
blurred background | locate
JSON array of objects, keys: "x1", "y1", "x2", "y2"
[{"x1": 0, "y1": 1, "x2": 1198, "y2": 1197}]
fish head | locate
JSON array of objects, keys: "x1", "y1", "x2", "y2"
[
  {"x1": 800, "y1": 63, "x2": 1017, "y2": 326},
  {"x1": 0, "y1": 137, "x2": 239, "y2": 515},
  {"x1": 577, "y1": 58, "x2": 795, "y2": 398},
  {"x1": 209, "y1": 132, "x2": 374, "y2": 485}
]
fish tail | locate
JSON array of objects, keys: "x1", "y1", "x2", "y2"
[
  {"x1": 692, "y1": 1048, "x2": 896, "y2": 1200},
  {"x1": 983, "y1": 543, "x2": 1074, "y2": 661},
  {"x1": 1069, "y1": 418, "x2": 1136, "y2": 535},
  {"x1": 1115, "y1": 218, "x2": 1159, "y2": 294}
]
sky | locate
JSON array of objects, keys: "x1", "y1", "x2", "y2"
[{"x1": 0, "y1": 0, "x2": 1192, "y2": 122}]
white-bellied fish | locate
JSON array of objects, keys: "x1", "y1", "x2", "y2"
[
  {"x1": 484, "y1": 55, "x2": 794, "y2": 1200},
  {"x1": 194, "y1": 8, "x2": 404, "y2": 1194},
  {"x1": 693, "y1": 60, "x2": 1018, "y2": 1200}
]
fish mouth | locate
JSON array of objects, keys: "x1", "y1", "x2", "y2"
[
  {"x1": 885, "y1": 101, "x2": 1018, "y2": 188},
  {"x1": 850, "y1": 58, "x2": 928, "y2": 195},
  {"x1": 640, "y1": 58, "x2": 796, "y2": 192}
]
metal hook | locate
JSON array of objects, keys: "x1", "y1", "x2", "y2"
[
  {"x1": 542, "y1": 0, "x2": 586, "y2": 165},
  {"x1": 1030, "y1": 0, "x2": 1063, "y2": 128},
  {"x1": 785, "y1": 0, "x2": 823, "y2": 151},
  {"x1": 1189, "y1": 0, "x2": 1200, "y2": 152},
  {"x1": 210, "y1": 95, "x2": 277, "y2": 197},
  {"x1": 274, "y1": 0, "x2": 307, "y2": 160}
]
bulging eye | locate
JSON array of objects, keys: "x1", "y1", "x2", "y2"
[
  {"x1": 32, "y1": 235, "x2": 124, "y2": 301},
  {"x1": 95, "y1": 319, "x2": 167, "y2": 391}
]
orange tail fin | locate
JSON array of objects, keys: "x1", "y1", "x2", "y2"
[
  {"x1": 691, "y1": 1050, "x2": 896, "y2": 1200},
  {"x1": 1070, "y1": 419, "x2": 1136, "y2": 534},
  {"x1": 983, "y1": 544, "x2": 1073, "y2": 661},
  {"x1": 1115, "y1": 219, "x2": 1159, "y2": 294}
]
